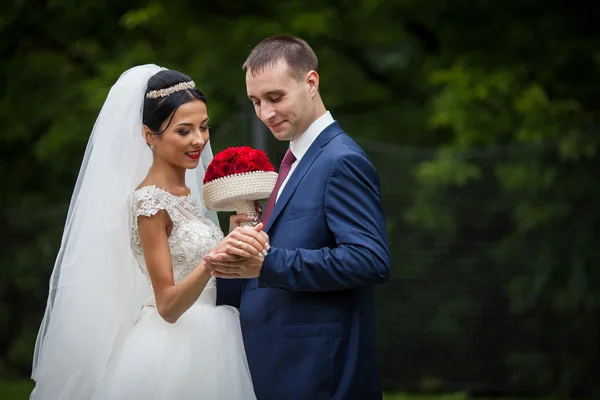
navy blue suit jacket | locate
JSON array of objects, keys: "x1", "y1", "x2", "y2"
[{"x1": 217, "y1": 122, "x2": 390, "y2": 400}]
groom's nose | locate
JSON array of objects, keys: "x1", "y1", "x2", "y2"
[{"x1": 260, "y1": 104, "x2": 276, "y2": 122}]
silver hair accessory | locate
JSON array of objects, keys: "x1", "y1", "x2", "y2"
[{"x1": 145, "y1": 81, "x2": 196, "y2": 99}]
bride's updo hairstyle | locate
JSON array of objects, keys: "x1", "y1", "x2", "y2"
[{"x1": 143, "y1": 70, "x2": 207, "y2": 135}]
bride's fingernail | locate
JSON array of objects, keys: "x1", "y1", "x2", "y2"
[
  {"x1": 253, "y1": 216, "x2": 259, "y2": 222},
  {"x1": 265, "y1": 243, "x2": 270, "y2": 250},
  {"x1": 263, "y1": 250, "x2": 268, "y2": 256}
]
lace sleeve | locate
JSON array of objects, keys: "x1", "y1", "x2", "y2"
[{"x1": 132, "y1": 186, "x2": 166, "y2": 219}]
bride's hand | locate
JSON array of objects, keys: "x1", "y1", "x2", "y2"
[
  {"x1": 215, "y1": 223, "x2": 269, "y2": 259},
  {"x1": 229, "y1": 202, "x2": 263, "y2": 233},
  {"x1": 229, "y1": 213, "x2": 256, "y2": 233}
]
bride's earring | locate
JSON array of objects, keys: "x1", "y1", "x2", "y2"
[{"x1": 149, "y1": 143, "x2": 155, "y2": 151}]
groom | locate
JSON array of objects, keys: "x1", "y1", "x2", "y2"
[{"x1": 205, "y1": 36, "x2": 391, "y2": 399}]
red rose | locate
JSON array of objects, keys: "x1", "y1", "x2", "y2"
[
  {"x1": 203, "y1": 163, "x2": 218, "y2": 183},
  {"x1": 217, "y1": 147, "x2": 238, "y2": 163},
  {"x1": 233, "y1": 161, "x2": 252, "y2": 174},
  {"x1": 251, "y1": 151, "x2": 268, "y2": 166},
  {"x1": 253, "y1": 152, "x2": 275, "y2": 171},
  {"x1": 260, "y1": 160, "x2": 273, "y2": 171},
  {"x1": 216, "y1": 162, "x2": 234, "y2": 177},
  {"x1": 204, "y1": 146, "x2": 277, "y2": 183},
  {"x1": 236, "y1": 152, "x2": 254, "y2": 164}
]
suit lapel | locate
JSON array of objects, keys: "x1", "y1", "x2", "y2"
[
  {"x1": 265, "y1": 144, "x2": 321, "y2": 232},
  {"x1": 265, "y1": 122, "x2": 343, "y2": 232}
]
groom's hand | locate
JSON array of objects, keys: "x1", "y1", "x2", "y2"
[
  {"x1": 213, "y1": 223, "x2": 269, "y2": 258},
  {"x1": 204, "y1": 222, "x2": 269, "y2": 278},
  {"x1": 204, "y1": 251, "x2": 264, "y2": 279}
]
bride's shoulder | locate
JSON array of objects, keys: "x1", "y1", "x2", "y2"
[
  {"x1": 134, "y1": 184, "x2": 160, "y2": 195},
  {"x1": 133, "y1": 184, "x2": 163, "y2": 201},
  {"x1": 131, "y1": 185, "x2": 167, "y2": 217}
]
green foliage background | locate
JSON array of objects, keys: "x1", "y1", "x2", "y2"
[{"x1": 1, "y1": 0, "x2": 598, "y2": 397}]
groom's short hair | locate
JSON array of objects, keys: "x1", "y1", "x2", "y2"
[{"x1": 243, "y1": 35, "x2": 318, "y2": 82}]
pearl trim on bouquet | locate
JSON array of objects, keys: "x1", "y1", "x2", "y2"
[{"x1": 202, "y1": 170, "x2": 278, "y2": 212}]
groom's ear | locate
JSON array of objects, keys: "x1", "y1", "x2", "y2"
[{"x1": 305, "y1": 70, "x2": 319, "y2": 97}]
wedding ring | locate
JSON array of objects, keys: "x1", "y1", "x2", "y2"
[{"x1": 236, "y1": 240, "x2": 243, "y2": 248}]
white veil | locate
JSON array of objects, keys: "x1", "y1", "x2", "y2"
[{"x1": 30, "y1": 64, "x2": 218, "y2": 399}]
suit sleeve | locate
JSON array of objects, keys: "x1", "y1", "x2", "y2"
[{"x1": 259, "y1": 152, "x2": 390, "y2": 291}]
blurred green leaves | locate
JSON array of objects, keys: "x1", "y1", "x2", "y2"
[{"x1": 1, "y1": 0, "x2": 599, "y2": 396}]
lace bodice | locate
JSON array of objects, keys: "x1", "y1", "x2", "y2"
[{"x1": 130, "y1": 186, "x2": 223, "y2": 296}]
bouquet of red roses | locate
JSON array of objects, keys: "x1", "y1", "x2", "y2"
[{"x1": 202, "y1": 146, "x2": 278, "y2": 226}]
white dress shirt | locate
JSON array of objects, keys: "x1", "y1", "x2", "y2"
[{"x1": 276, "y1": 111, "x2": 335, "y2": 201}]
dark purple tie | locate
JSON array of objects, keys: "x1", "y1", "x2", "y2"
[{"x1": 262, "y1": 149, "x2": 296, "y2": 226}]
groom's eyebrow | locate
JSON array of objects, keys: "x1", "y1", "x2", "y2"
[{"x1": 248, "y1": 90, "x2": 284, "y2": 99}]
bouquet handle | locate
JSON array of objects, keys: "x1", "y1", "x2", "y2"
[{"x1": 234, "y1": 200, "x2": 260, "y2": 228}]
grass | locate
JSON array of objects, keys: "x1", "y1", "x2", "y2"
[
  {"x1": 1, "y1": 382, "x2": 465, "y2": 400},
  {"x1": 2, "y1": 382, "x2": 460, "y2": 400},
  {"x1": 384, "y1": 394, "x2": 469, "y2": 400},
  {"x1": 0, "y1": 381, "x2": 579, "y2": 400}
]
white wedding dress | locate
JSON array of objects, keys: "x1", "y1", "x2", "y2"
[{"x1": 90, "y1": 185, "x2": 256, "y2": 399}]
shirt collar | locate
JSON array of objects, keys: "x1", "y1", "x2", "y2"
[{"x1": 289, "y1": 111, "x2": 335, "y2": 161}]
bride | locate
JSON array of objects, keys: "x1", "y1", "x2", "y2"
[{"x1": 29, "y1": 64, "x2": 263, "y2": 399}]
